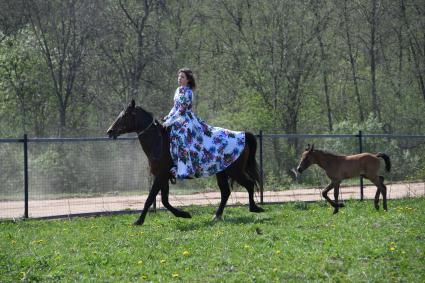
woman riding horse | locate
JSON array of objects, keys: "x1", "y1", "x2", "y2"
[{"x1": 107, "y1": 68, "x2": 264, "y2": 225}]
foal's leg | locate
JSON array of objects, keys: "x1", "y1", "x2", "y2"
[
  {"x1": 134, "y1": 177, "x2": 162, "y2": 226},
  {"x1": 322, "y1": 182, "x2": 337, "y2": 208},
  {"x1": 379, "y1": 176, "x2": 388, "y2": 211},
  {"x1": 368, "y1": 175, "x2": 382, "y2": 210},
  {"x1": 160, "y1": 181, "x2": 191, "y2": 219},
  {"x1": 235, "y1": 174, "x2": 264, "y2": 213},
  {"x1": 213, "y1": 172, "x2": 231, "y2": 221},
  {"x1": 333, "y1": 182, "x2": 341, "y2": 214}
]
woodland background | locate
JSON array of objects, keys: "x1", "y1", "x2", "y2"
[{"x1": 0, "y1": 0, "x2": 424, "y2": 194}]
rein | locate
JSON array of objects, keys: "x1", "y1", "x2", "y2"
[{"x1": 137, "y1": 117, "x2": 155, "y2": 137}]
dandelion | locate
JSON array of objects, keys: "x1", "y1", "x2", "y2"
[
  {"x1": 138, "y1": 260, "x2": 144, "y2": 265},
  {"x1": 11, "y1": 240, "x2": 16, "y2": 245},
  {"x1": 276, "y1": 250, "x2": 281, "y2": 255},
  {"x1": 141, "y1": 274, "x2": 148, "y2": 280},
  {"x1": 273, "y1": 268, "x2": 278, "y2": 272},
  {"x1": 172, "y1": 273, "x2": 179, "y2": 278},
  {"x1": 160, "y1": 259, "x2": 166, "y2": 264},
  {"x1": 389, "y1": 242, "x2": 397, "y2": 252},
  {"x1": 244, "y1": 244, "x2": 250, "y2": 249},
  {"x1": 182, "y1": 250, "x2": 190, "y2": 256}
]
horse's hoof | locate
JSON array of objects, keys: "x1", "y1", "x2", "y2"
[
  {"x1": 375, "y1": 205, "x2": 379, "y2": 210},
  {"x1": 133, "y1": 219, "x2": 144, "y2": 226},
  {"x1": 212, "y1": 215, "x2": 222, "y2": 222},
  {"x1": 180, "y1": 212, "x2": 192, "y2": 218},
  {"x1": 333, "y1": 209, "x2": 339, "y2": 214},
  {"x1": 338, "y1": 203, "x2": 345, "y2": 208},
  {"x1": 250, "y1": 206, "x2": 265, "y2": 213}
]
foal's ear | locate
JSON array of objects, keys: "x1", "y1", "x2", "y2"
[
  {"x1": 309, "y1": 144, "x2": 315, "y2": 152},
  {"x1": 131, "y1": 99, "x2": 136, "y2": 108}
]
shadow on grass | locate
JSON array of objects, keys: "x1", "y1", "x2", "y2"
[{"x1": 175, "y1": 215, "x2": 274, "y2": 232}]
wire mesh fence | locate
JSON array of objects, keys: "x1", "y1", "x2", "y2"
[{"x1": 1, "y1": 132, "x2": 425, "y2": 220}]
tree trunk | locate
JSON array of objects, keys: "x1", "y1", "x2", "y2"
[
  {"x1": 370, "y1": 0, "x2": 381, "y2": 121},
  {"x1": 343, "y1": 0, "x2": 364, "y2": 122}
]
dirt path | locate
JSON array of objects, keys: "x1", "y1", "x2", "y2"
[{"x1": 1, "y1": 182, "x2": 424, "y2": 219}]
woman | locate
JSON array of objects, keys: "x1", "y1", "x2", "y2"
[{"x1": 163, "y1": 68, "x2": 245, "y2": 180}]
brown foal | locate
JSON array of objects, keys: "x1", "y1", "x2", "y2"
[{"x1": 296, "y1": 144, "x2": 391, "y2": 214}]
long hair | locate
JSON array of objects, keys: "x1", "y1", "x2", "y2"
[{"x1": 178, "y1": 68, "x2": 196, "y2": 90}]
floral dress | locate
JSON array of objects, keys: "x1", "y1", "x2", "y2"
[{"x1": 163, "y1": 86, "x2": 245, "y2": 179}]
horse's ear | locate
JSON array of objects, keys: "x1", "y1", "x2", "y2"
[
  {"x1": 131, "y1": 99, "x2": 135, "y2": 108},
  {"x1": 305, "y1": 144, "x2": 310, "y2": 151},
  {"x1": 310, "y1": 144, "x2": 315, "y2": 152}
]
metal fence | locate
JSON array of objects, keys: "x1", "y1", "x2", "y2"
[{"x1": 1, "y1": 132, "x2": 425, "y2": 220}]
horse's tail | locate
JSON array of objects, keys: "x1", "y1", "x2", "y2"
[
  {"x1": 245, "y1": 132, "x2": 261, "y2": 189},
  {"x1": 377, "y1": 152, "x2": 391, "y2": 172}
]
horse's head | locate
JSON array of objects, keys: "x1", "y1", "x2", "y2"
[
  {"x1": 296, "y1": 144, "x2": 315, "y2": 173},
  {"x1": 106, "y1": 100, "x2": 154, "y2": 139}
]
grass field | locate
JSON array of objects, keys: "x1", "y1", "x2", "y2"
[{"x1": 1, "y1": 198, "x2": 424, "y2": 282}]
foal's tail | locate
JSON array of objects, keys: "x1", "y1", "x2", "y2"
[
  {"x1": 245, "y1": 132, "x2": 261, "y2": 189},
  {"x1": 377, "y1": 152, "x2": 391, "y2": 172}
]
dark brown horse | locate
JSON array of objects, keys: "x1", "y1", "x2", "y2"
[
  {"x1": 296, "y1": 144, "x2": 391, "y2": 214},
  {"x1": 107, "y1": 100, "x2": 264, "y2": 225}
]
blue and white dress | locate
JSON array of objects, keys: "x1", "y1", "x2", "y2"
[{"x1": 163, "y1": 86, "x2": 245, "y2": 179}]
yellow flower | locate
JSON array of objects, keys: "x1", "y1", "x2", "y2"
[
  {"x1": 244, "y1": 244, "x2": 250, "y2": 249},
  {"x1": 273, "y1": 268, "x2": 278, "y2": 272},
  {"x1": 390, "y1": 246, "x2": 396, "y2": 252},
  {"x1": 172, "y1": 273, "x2": 179, "y2": 278},
  {"x1": 138, "y1": 260, "x2": 144, "y2": 265},
  {"x1": 141, "y1": 274, "x2": 148, "y2": 280},
  {"x1": 160, "y1": 259, "x2": 166, "y2": 264},
  {"x1": 182, "y1": 250, "x2": 190, "y2": 256},
  {"x1": 11, "y1": 240, "x2": 16, "y2": 245},
  {"x1": 276, "y1": 250, "x2": 281, "y2": 255}
]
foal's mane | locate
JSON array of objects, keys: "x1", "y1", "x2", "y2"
[{"x1": 314, "y1": 149, "x2": 344, "y2": 158}]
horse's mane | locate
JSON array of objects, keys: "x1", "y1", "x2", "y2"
[
  {"x1": 135, "y1": 106, "x2": 163, "y2": 127},
  {"x1": 135, "y1": 106, "x2": 154, "y2": 118}
]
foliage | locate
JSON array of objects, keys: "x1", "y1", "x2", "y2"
[
  {"x1": 1, "y1": 198, "x2": 424, "y2": 282},
  {"x1": 0, "y1": 0, "x2": 425, "y2": 192}
]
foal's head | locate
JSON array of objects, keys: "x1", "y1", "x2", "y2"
[
  {"x1": 297, "y1": 144, "x2": 315, "y2": 173},
  {"x1": 106, "y1": 100, "x2": 154, "y2": 139}
]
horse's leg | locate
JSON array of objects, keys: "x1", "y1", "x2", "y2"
[
  {"x1": 134, "y1": 177, "x2": 161, "y2": 226},
  {"x1": 368, "y1": 175, "x2": 382, "y2": 211},
  {"x1": 322, "y1": 182, "x2": 337, "y2": 208},
  {"x1": 333, "y1": 182, "x2": 341, "y2": 214},
  {"x1": 160, "y1": 180, "x2": 191, "y2": 219},
  {"x1": 374, "y1": 182, "x2": 381, "y2": 210},
  {"x1": 235, "y1": 174, "x2": 264, "y2": 213},
  {"x1": 380, "y1": 176, "x2": 388, "y2": 211},
  {"x1": 213, "y1": 172, "x2": 231, "y2": 221}
]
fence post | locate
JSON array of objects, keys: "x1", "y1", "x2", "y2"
[
  {"x1": 357, "y1": 130, "x2": 364, "y2": 201},
  {"x1": 23, "y1": 134, "x2": 29, "y2": 218},
  {"x1": 259, "y1": 130, "x2": 264, "y2": 204}
]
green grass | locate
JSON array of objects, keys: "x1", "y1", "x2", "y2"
[{"x1": 1, "y1": 198, "x2": 425, "y2": 282}]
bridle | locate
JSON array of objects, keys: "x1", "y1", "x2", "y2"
[{"x1": 137, "y1": 117, "x2": 156, "y2": 137}]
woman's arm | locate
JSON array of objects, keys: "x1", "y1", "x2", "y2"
[{"x1": 163, "y1": 87, "x2": 192, "y2": 127}]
